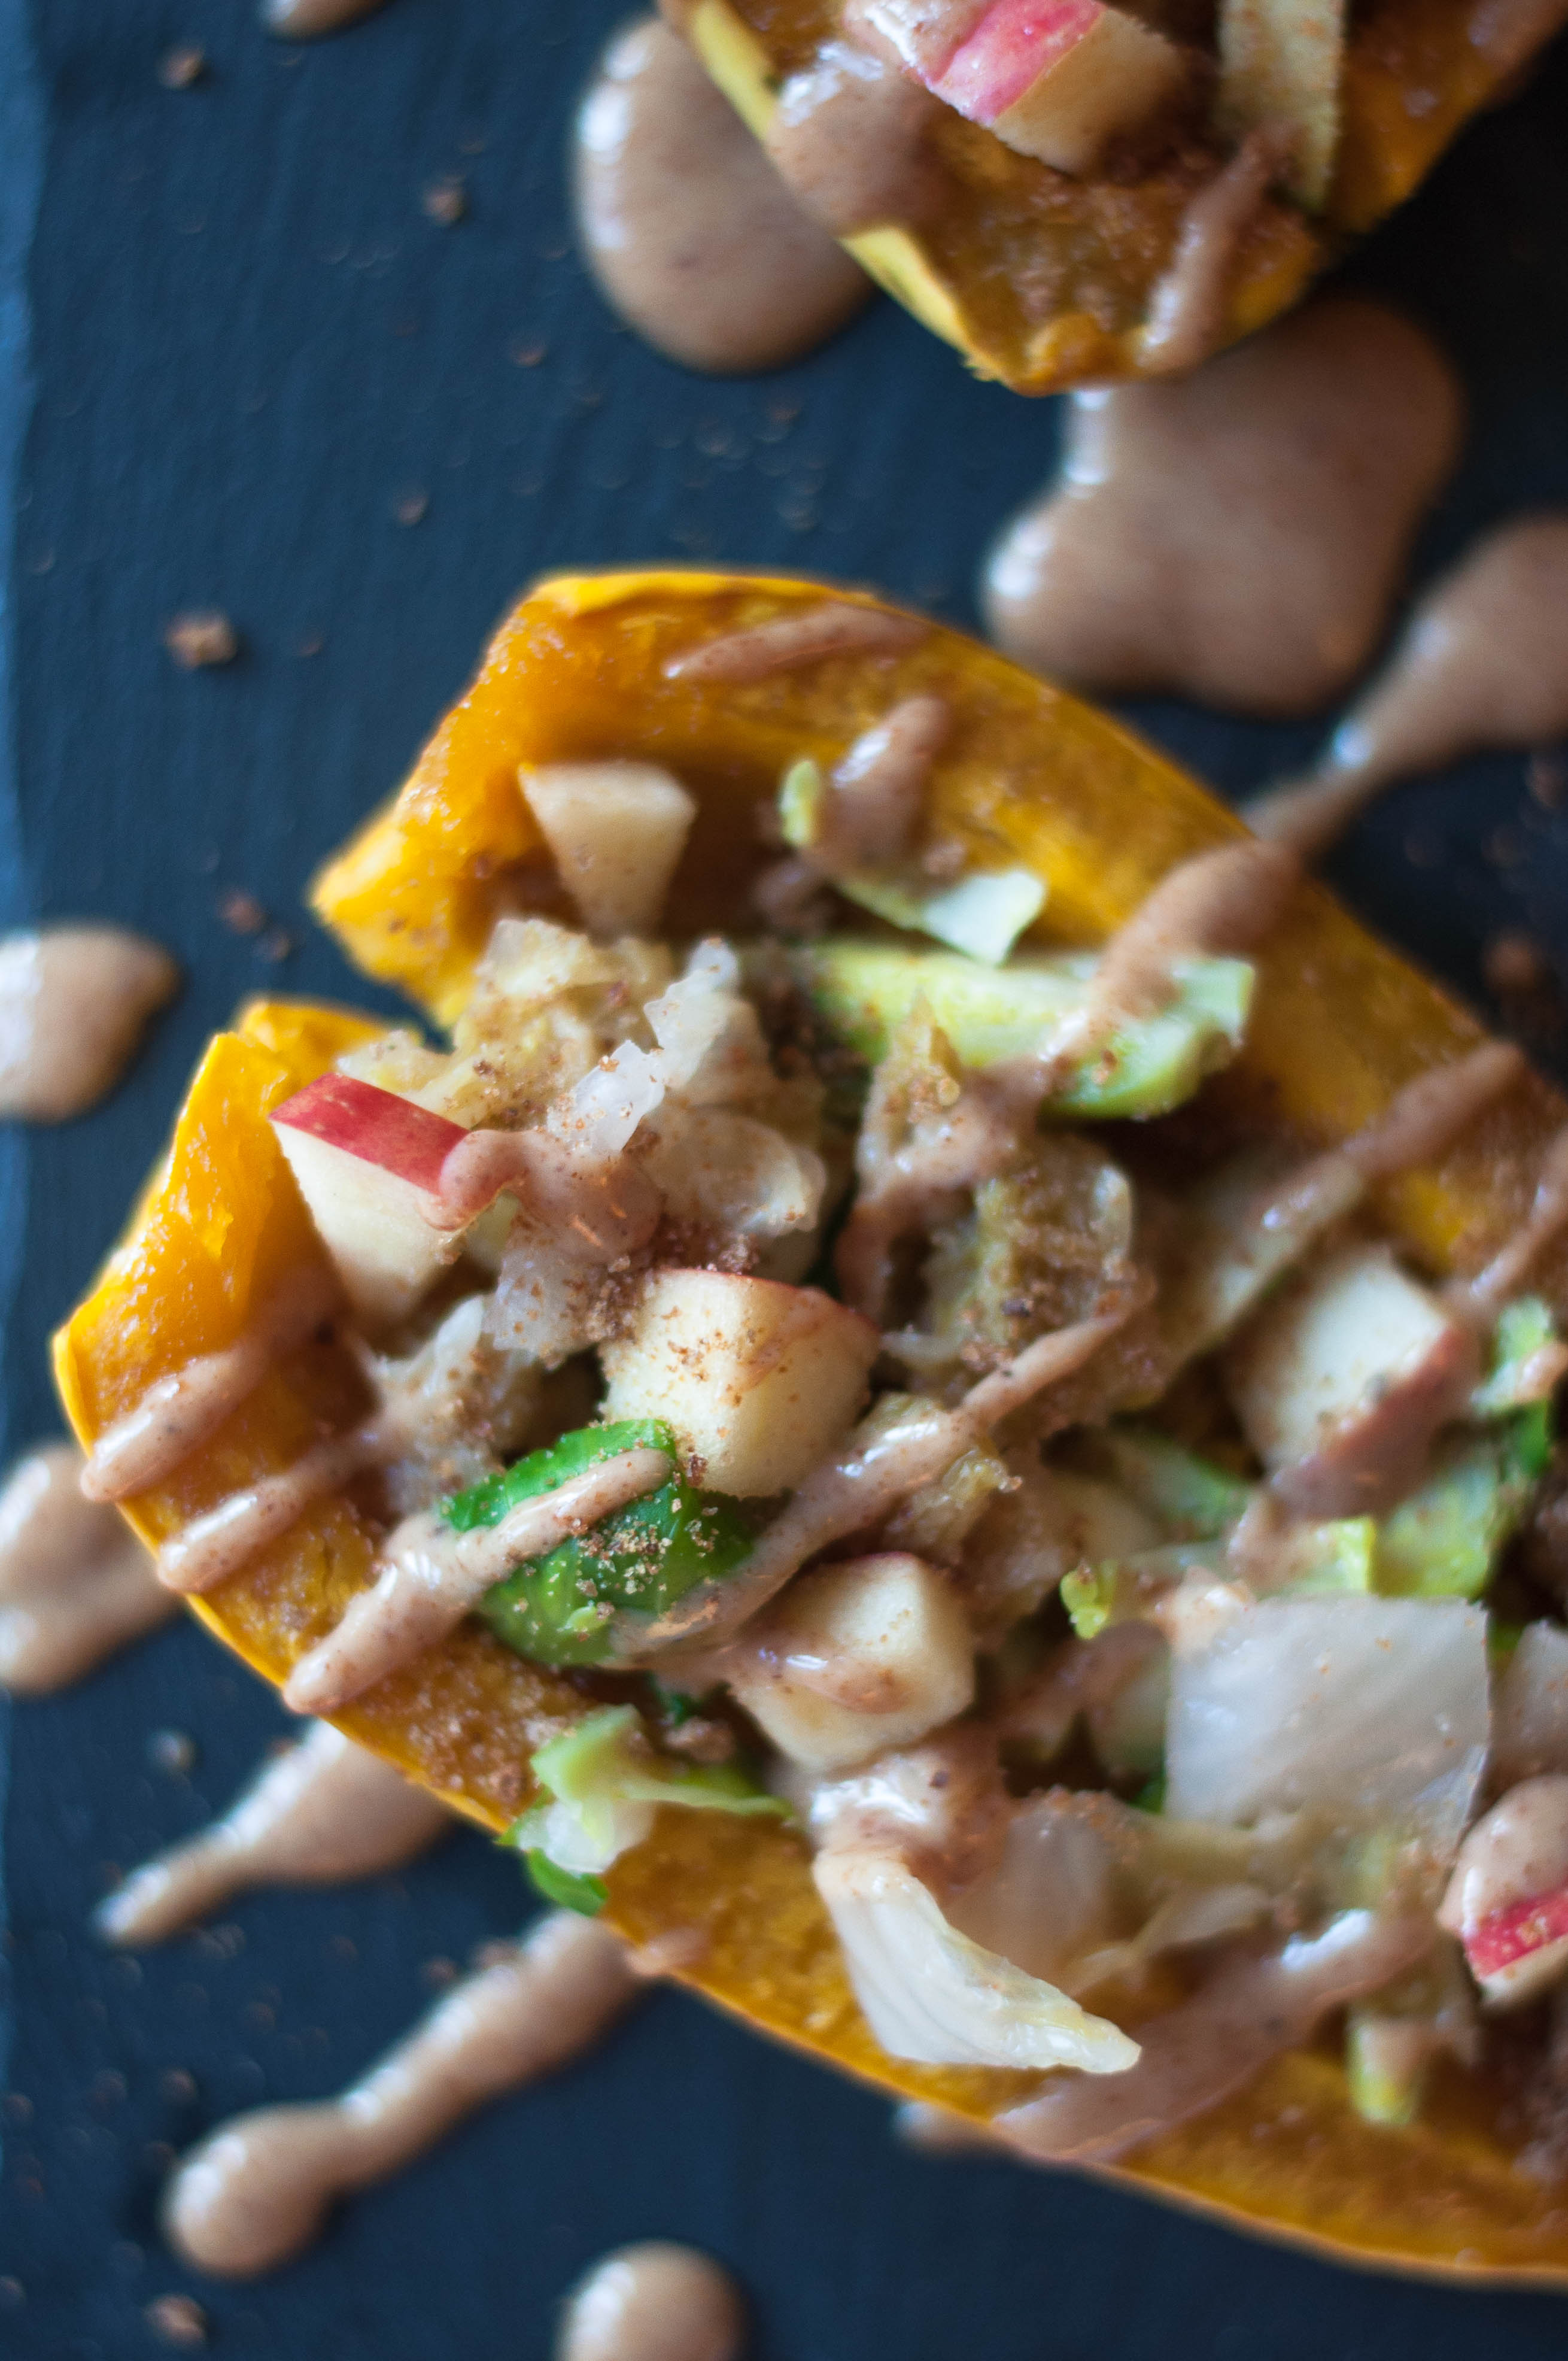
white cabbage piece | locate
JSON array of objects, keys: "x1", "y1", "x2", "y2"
[
  {"x1": 947, "y1": 1790, "x2": 1275, "y2": 2001},
  {"x1": 1165, "y1": 1596, "x2": 1489, "y2": 1828},
  {"x1": 945, "y1": 1795, "x2": 1124, "y2": 1984},
  {"x1": 813, "y1": 1844, "x2": 1139, "y2": 2074},
  {"x1": 1493, "y1": 1622, "x2": 1568, "y2": 1788},
  {"x1": 638, "y1": 1104, "x2": 826, "y2": 1260},
  {"x1": 546, "y1": 939, "x2": 759, "y2": 1157},
  {"x1": 369, "y1": 1293, "x2": 541, "y2": 1513}
]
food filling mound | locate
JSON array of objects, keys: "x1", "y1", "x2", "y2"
[{"x1": 55, "y1": 575, "x2": 1568, "y2": 2223}]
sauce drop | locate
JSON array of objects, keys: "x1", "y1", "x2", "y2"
[
  {"x1": 96, "y1": 1722, "x2": 451, "y2": 1946},
  {"x1": 574, "y1": 20, "x2": 870, "y2": 374},
  {"x1": 984, "y1": 299, "x2": 1462, "y2": 716},
  {"x1": 1247, "y1": 514, "x2": 1568, "y2": 856},
  {"x1": 0, "y1": 926, "x2": 177, "y2": 1121},
  {"x1": 558, "y1": 2242, "x2": 745, "y2": 2361},
  {"x1": 0, "y1": 1442, "x2": 174, "y2": 1694},
  {"x1": 260, "y1": 0, "x2": 390, "y2": 35},
  {"x1": 162, "y1": 1913, "x2": 639, "y2": 2276}
]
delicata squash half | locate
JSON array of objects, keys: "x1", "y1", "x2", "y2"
[
  {"x1": 55, "y1": 568, "x2": 1568, "y2": 2277},
  {"x1": 667, "y1": 0, "x2": 1568, "y2": 389}
]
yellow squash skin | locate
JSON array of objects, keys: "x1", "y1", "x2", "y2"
[
  {"x1": 56, "y1": 570, "x2": 1568, "y2": 2277},
  {"x1": 678, "y1": 0, "x2": 1557, "y2": 392}
]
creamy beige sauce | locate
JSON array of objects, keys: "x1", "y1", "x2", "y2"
[
  {"x1": 558, "y1": 2242, "x2": 745, "y2": 2361},
  {"x1": 1139, "y1": 129, "x2": 1293, "y2": 377},
  {"x1": 0, "y1": 926, "x2": 177, "y2": 1122},
  {"x1": 0, "y1": 1441, "x2": 174, "y2": 1694},
  {"x1": 997, "y1": 1910, "x2": 1431, "y2": 2162},
  {"x1": 1247, "y1": 514, "x2": 1568, "y2": 855},
  {"x1": 163, "y1": 1911, "x2": 638, "y2": 2277},
  {"x1": 260, "y1": 0, "x2": 390, "y2": 34},
  {"x1": 575, "y1": 20, "x2": 870, "y2": 374},
  {"x1": 819, "y1": 694, "x2": 950, "y2": 869},
  {"x1": 985, "y1": 299, "x2": 1462, "y2": 715},
  {"x1": 1080, "y1": 840, "x2": 1299, "y2": 1025},
  {"x1": 664, "y1": 603, "x2": 928, "y2": 685},
  {"x1": 83, "y1": 1263, "x2": 339, "y2": 1503},
  {"x1": 764, "y1": 24, "x2": 943, "y2": 236},
  {"x1": 157, "y1": 1418, "x2": 393, "y2": 1596},
  {"x1": 1448, "y1": 1123, "x2": 1568, "y2": 1322},
  {"x1": 434, "y1": 1125, "x2": 659, "y2": 1252},
  {"x1": 1344, "y1": 1041, "x2": 1525, "y2": 1184},
  {"x1": 1166, "y1": 1042, "x2": 1525, "y2": 1358},
  {"x1": 633, "y1": 1306, "x2": 1128, "y2": 1660},
  {"x1": 96, "y1": 1722, "x2": 451, "y2": 1946},
  {"x1": 283, "y1": 1444, "x2": 673, "y2": 1713}
]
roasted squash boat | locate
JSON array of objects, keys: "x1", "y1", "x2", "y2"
[
  {"x1": 667, "y1": 0, "x2": 1568, "y2": 389},
  {"x1": 56, "y1": 569, "x2": 1568, "y2": 2276}
]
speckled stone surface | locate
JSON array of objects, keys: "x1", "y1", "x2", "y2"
[{"x1": 3, "y1": 3, "x2": 1568, "y2": 2353}]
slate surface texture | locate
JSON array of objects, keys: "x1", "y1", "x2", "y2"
[{"x1": 4, "y1": 2, "x2": 1568, "y2": 2355}]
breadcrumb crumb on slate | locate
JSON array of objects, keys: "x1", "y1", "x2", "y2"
[
  {"x1": 144, "y1": 2293, "x2": 208, "y2": 2347},
  {"x1": 1485, "y1": 930, "x2": 1549, "y2": 996},
  {"x1": 165, "y1": 612, "x2": 238, "y2": 669},
  {"x1": 422, "y1": 177, "x2": 467, "y2": 227},
  {"x1": 159, "y1": 44, "x2": 206, "y2": 88},
  {"x1": 219, "y1": 890, "x2": 268, "y2": 937}
]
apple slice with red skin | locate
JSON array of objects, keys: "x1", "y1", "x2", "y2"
[
  {"x1": 1439, "y1": 1776, "x2": 1568, "y2": 2007},
  {"x1": 271, "y1": 1074, "x2": 469, "y2": 1331},
  {"x1": 905, "y1": 0, "x2": 1189, "y2": 176}
]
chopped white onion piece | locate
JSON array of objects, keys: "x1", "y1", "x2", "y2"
[{"x1": 813, "y1": 1845, "x2": 1139, "y2": 2074}]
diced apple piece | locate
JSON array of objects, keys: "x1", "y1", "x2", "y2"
[
  {"x1": 1218, "y1": 0, "x2": 1344, "y2": 210},
  {"x1": 600, "y1": 1268, "x2": 879, "y2": 1496},
  {"x1": 859, "y1": 0, "x2": 991, "y2": 78},
  {"x1": 926, "y1": 0, "x2": 1189, "y2": 177},
  {"x1": 1439, "y1": 1776, "x2": 1568, "y2": 2007},
  {"x1": 271, "y1": 1073, "x2": 465, "y2": 1330},
  {"x1": 1224, "y1": 1242, "x2": 1478, "y2": 1519},
  {"x1": 728, "y1": 1551, "x2": 975, "y2": 1771},
  {"x1": 520, "y1": 762, "x2": 696, "y2": 940}
]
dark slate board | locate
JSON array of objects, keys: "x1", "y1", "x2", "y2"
[{"x1": 4, "y1": 3, "x2": 1568, "y2": 2354}]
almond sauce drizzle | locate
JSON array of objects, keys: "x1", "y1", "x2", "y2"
[
  {"x1": 996, "y1": 1910, "x2": 1433, "y2": 2163},
  {"x1": 1246, "y1": 514, "x2": 1568, "y2": 857},
  {"x1": 155, "y1": 1415, "x2": 401, "y2": 1595},
  {"x1": 282, "y1": 1445, "x2": 674, "y2": 1714},
  {"x1": 1163, "y1": 1040, "x2": 1526, "y2": 1358},
  {"x1": 1138, "y1": 127, "x2": 1295, "y2": 377},
  {"x1": 0, "y1": 925, "x2": 177, "y2": 1122},
  {"x1": 558, "y1": 2242, "x2": 745, "y2": 2361},
  {"x1": 81, "y1": 1262, "x2": 340, "y2": 1503},
  {"x1": 663, "y1": 602, "x2": 928, "y2": 684},
  {"x1": 574, "y1": 20, "x2": 870, "y2": 374},
  {"x1": 0, "y1": 1442, "x2": 175, "y2": 1695},
  {"x1": 95, "y1": 1722, "x2": 452, "y2": 1946},
  {"x1": 162, "y1": 1912, "x2": 640, "y2": 2278},
  {"x1": 1445, "y1": 1123, "x2": 1568, "y2": 1327},
  {"x1": 985, "y1": 299, "x2": 1461, "y2": 715}
]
